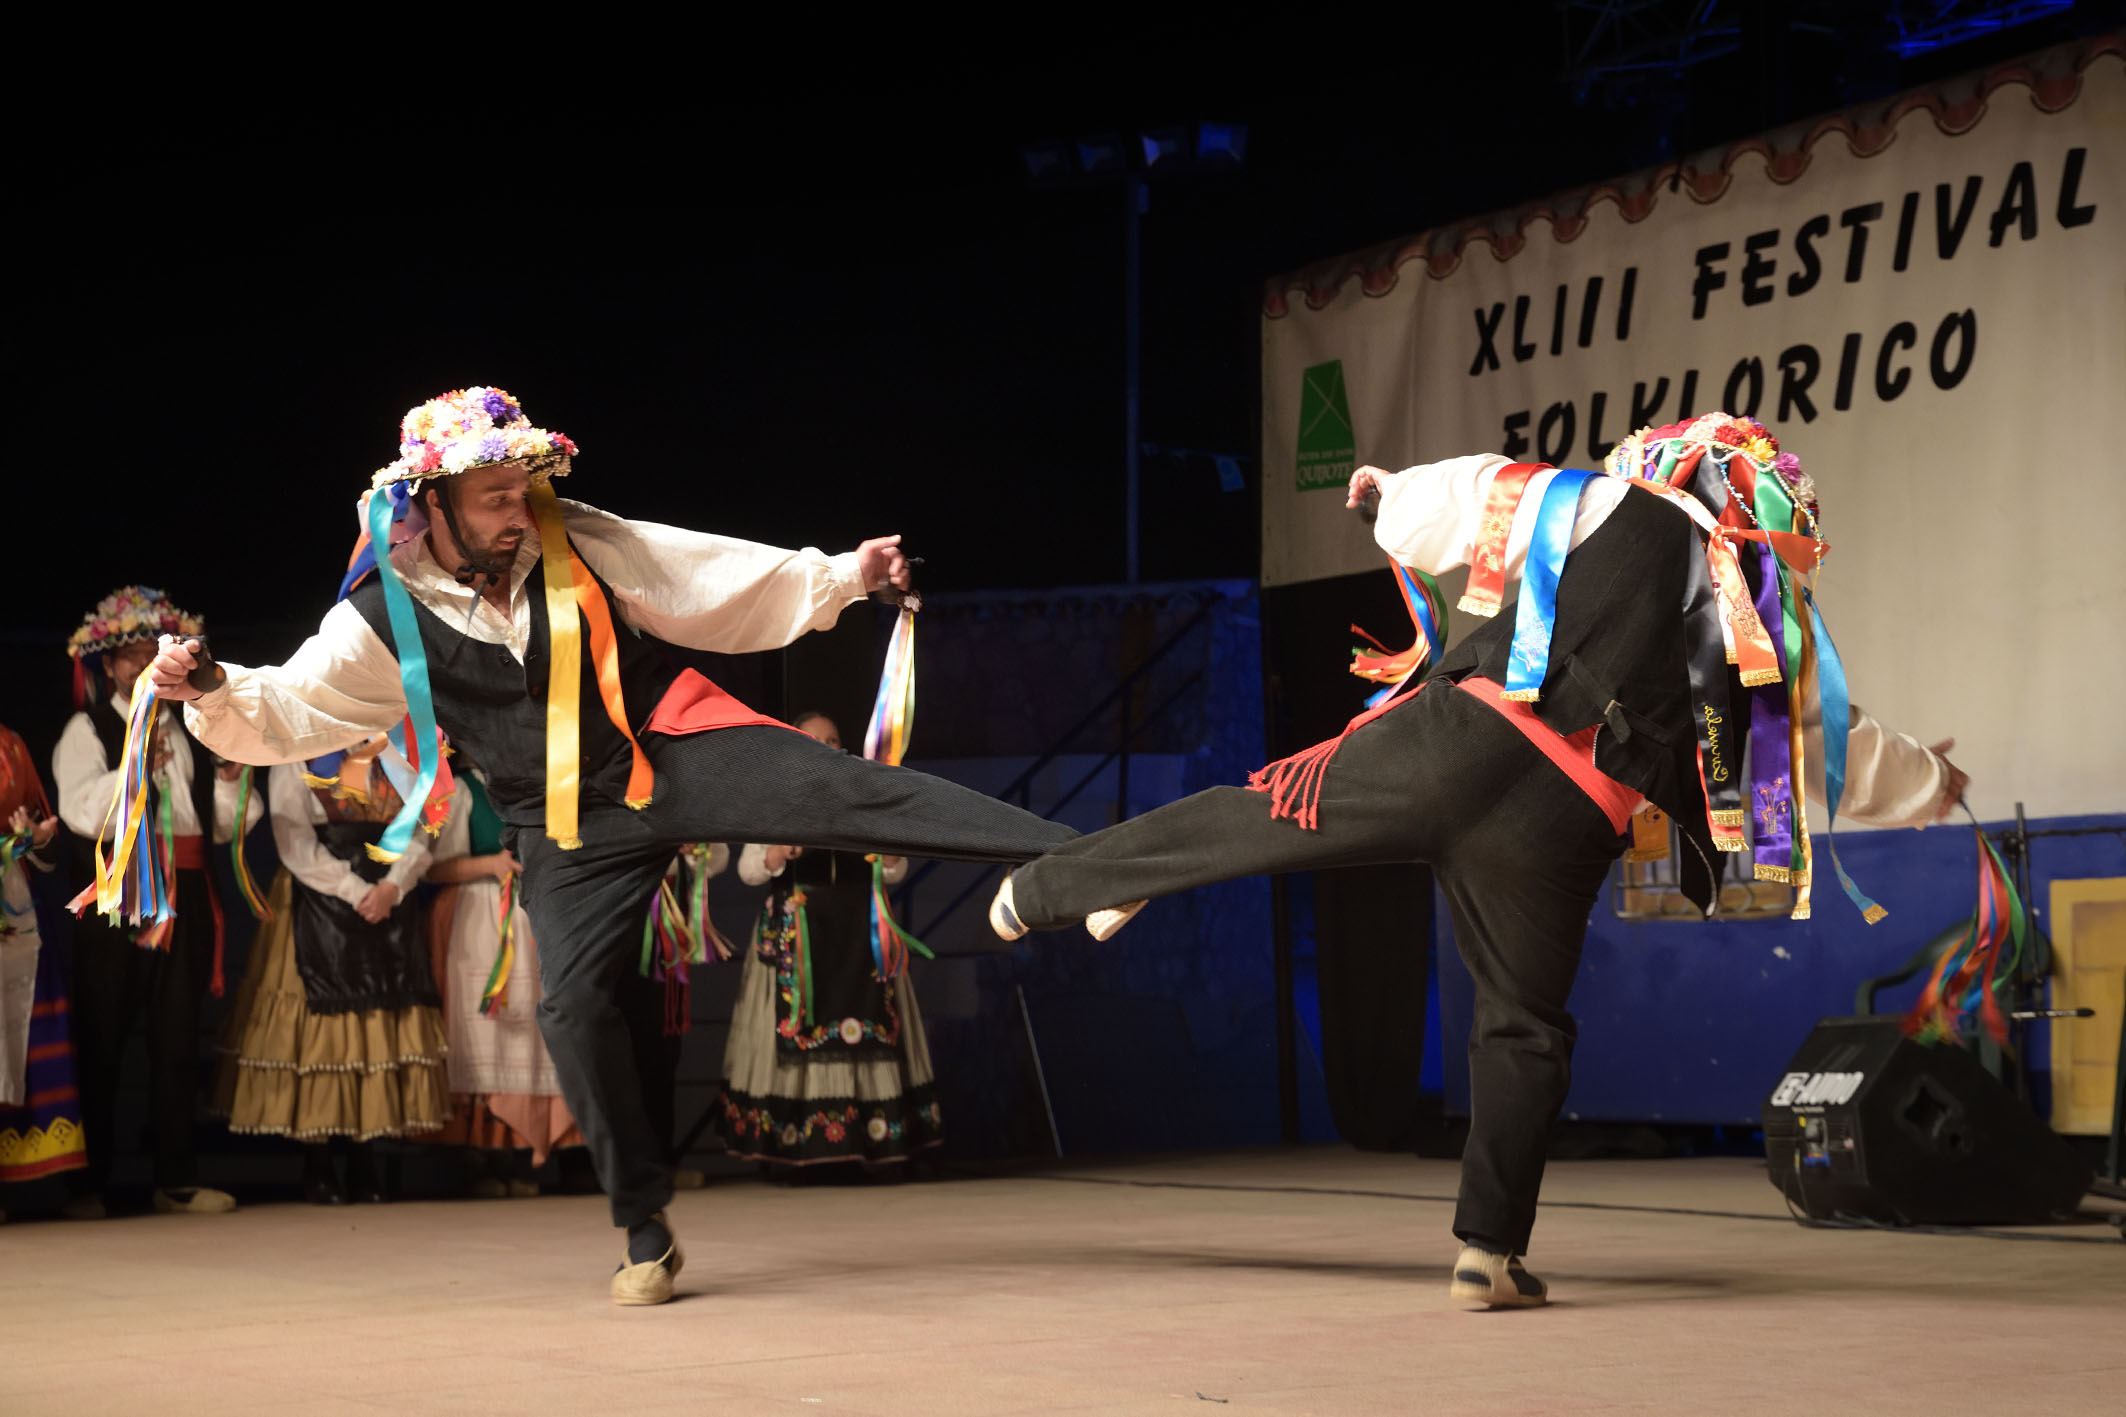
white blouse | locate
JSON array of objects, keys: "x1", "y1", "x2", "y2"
[{"x1": 267, "y1": 761, "x2": 431, "y2": 907}]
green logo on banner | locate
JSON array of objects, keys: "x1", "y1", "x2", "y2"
[{"x1": 1296, "y1": 359, "x2": 1355, "y2": 492}]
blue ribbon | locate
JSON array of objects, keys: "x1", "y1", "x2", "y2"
[
  {"x1": 365, "y1": 487, "x2": 443, "y2": 862},
  {"x1": 337, "y1": 483, "x2": 409, "y2": 603},
  {"x1": 1805, "y1": 588, "x2": 1886, "y2": 923},
  {"x1": 1503, "y1": 467, "x2": 1597, "y2": 700}
]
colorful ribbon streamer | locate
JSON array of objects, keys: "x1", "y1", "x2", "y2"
[
  {"x1": 361, "y1": 486, "x2": 445, "y2": 863},
  {"x1": 229, "y1": 766, "x2": 272, "y2": 920},
  {"x1": 1501, "y1": 467, "x2": 1597, "y2": 702},
  {"x1": 1350, "y1": 562, "x2": 1448, "y2": 709},
  {"x1": 1906, "y1": 809, "x2": 2025, "y2": 1046},
  {"x1": 1458, "y1": 461, "x2": 1545, "y2": 616},
  {"x1": 865, "y1": 606, "x2": 918, "y2": 767},
  {"x1": 479, "y1": 871, "x2": 518, "y2": 1017},
  {"x1": 860, "y1": 605, "x2": 927, "y2": 973},
  {"x1": 526, "y1": 482, "x2": 586, "y2": 850},
  {"x1": 867, "y1": 855, "x2": 933, "y2": 979},
  {"x1": 1805, "y1": 588, "x2": 1887, "y2": 924},
  {"x1": 66, "y1": 672, "x2": 170, "y2": 931}
]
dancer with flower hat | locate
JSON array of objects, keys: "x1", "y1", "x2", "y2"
[
  {"x1": 992, "y1": 414, "x2": 1967, "y2": 1310},
  {"x1": 54, "y1": 587, "x2": 262, "y2": 1218},
  {"x1": 151, "y1": 387, "x2": 1073, "y2": 1304}
]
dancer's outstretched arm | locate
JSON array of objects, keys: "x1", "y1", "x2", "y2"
[{"x1": 561, "y1": 499, "x2": 910, "y2": 654}]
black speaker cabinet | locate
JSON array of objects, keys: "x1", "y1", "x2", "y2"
[{"x1": 1763, "y1": 1016, "x2": 2091, "y2": 1226}]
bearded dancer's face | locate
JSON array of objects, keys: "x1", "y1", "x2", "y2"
[{"x1": 438, "y1": 462, "x2": 533, "y2": 577}]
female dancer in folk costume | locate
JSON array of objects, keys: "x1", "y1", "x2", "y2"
[
  {"x1": 214, "y1": 743, "x2": 449, "y2": 1204},
  {"x1": 153, "y1": 386, "x2": 1073, "y2": 1304},
  {"x1": 423, "y1": 769, "x2": 581, "y2": 1196},
  {"x1": 994, "y1": 415, "x2": 1968, "y2": 1310},
  {"x1": 719, "y1": 711, "x2": 942, "y2": 1173},
  {"x1": 0, "y1": 726, "x2": 87, "y2": 1211},
  {"x1": 55, "y1": 587, "x2": 260, "y2": 1219}
]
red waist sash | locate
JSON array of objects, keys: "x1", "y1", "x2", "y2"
[
  {"x1": 1455, "y1": 676, "x2": 1642, "y2": 834},
  {"x1": 645, "y1": 669, "x2": 800, "y2": 738}
]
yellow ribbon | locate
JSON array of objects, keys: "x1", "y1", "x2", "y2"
[{"x1": 527, "y1": 482, "x2": 585, "y2": 849}]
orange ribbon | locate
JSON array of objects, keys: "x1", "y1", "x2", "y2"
[
  {"x1": 1457, "y1": 462, "x2": 1545, "y2": 617},
  {"x1": 568, "y1": 544, "x2": 656, "y2": 809}
]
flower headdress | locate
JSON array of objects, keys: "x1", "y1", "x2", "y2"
[
  {"x1": 370, "y1": 386, "x2": 577, "y2": 490},
  {"x1": 67, "y1": 586, "x2": 204, "y2": 662},
  {"x1": 1606, "y1": 412, "x2": 1818, "y2": 529}
]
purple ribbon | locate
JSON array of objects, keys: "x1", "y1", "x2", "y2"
[{"x1": 1746, "y1": 543, "x2": 1794, "y2": 879}]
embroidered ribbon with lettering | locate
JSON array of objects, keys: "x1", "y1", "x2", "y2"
[
  {"x1": 1746, "y1": 546, "x2": 1795, "y2": 883},
  {"x1": 1457, "y1": 461, "x2": 1545, "y2": 616}
]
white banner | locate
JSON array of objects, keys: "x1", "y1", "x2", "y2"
[{"x1": 1260, "y1": 43, "x2": 2126, "y2": 822}]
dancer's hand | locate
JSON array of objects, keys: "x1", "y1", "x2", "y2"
[
  {"x1": 1927, "y1": 738, "x2": 1970, "y2": 823},
  {"x1": 9, "y1": 807, "x2": 56, "y2": 849},
  {"x1": 763, "y1": 844, "x2": 804, "y2": 873},
  {"x1": 489, "y1": 850, "x2": 519, "y2": 884},
  {"x1": 857, "y1": 535, "x2": 911, "y2": 592},
  {"x1": 1345, "y1": 465, "x2": 1389, "y2": 510},
  {"x1": 148, "y1": 637, "x2": 221, "y2": 701},
  {"x1": 355, "y1": 881, "x2": 401, "y2": 923}
]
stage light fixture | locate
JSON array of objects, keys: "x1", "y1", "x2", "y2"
[
  {"x1": 1140, "y1": 127, "x2": 1189, "y2": 170},
  {"x1": 1195, "y1": 121, "x2": 1247, "y2": 166},
  {"x1": 1075, "y1": 135, "x2": 1126, "y2": 176},
  {"x1": 1021, "y1": 142, "x2": 1072, "y2": 183}
]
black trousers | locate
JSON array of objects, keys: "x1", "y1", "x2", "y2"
[
  {"x1": 1012, "y1": 685, "x2": 1626, "y2": 1256},
  {"x1": 513, "y1": 725, "x2": 1078, "y2": 1228},
  {"x1": 68, "y1": 866, "x2": 216, "y2": 1195}
]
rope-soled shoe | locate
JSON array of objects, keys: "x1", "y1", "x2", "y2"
[
  {"x1": 989, "y1": 876, "x2": 1028, "y2": 941},
  {"x1": 1448, "y1": 1244, "x2": 1548, "y2": 1309},
  {"x1": 612, "y1": 1211, "x2": 686, "y2": 1306},
  {"x1": 1086, "y1": 900, "x2": 1147, "y2": 941},
  {"x1": 153, "y1": 1187, "x2": 237, "y2": 1215}
]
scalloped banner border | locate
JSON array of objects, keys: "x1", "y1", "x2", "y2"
[{"x1": 1263, "y1": 34, "x2": 2124, "y2": 318}]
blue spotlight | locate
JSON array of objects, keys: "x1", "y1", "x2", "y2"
[
  {"x1": 1074, "y1": 135, "x2": 1126, "y2": 176},
  {"x1": 1139, "y1": 126, "x2": 1189, "y2": 170}
]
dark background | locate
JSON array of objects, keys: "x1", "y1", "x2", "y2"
[{"x1": 9, "y1": 3, "x2": 2116, "y2": 758}]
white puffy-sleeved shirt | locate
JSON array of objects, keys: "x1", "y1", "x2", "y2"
[
  {"x1": 185, "y1": 497, "x2": 870, "y2": 767},
  {"x1": 54, "y1": 695, "x2": 263, "y2": 845},
  {"x1": 1370, "y1": 455, "x2": 1949, "y2": 829},
  {"x1": 267, "y1": 761, "x2": 432, "y2": 907}
]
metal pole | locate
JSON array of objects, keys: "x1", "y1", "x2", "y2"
[{"x1": 1125, "y1": 175, "x2": 1145, "y2": 585}]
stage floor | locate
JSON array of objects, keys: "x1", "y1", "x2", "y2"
[{"x1": 4, "y1": 1148, "x2": 2121, "y2": 1416}]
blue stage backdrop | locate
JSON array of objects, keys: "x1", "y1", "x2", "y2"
[{"x1": 1435, "y1": 812, "x2": 2126, "y2": 1125}]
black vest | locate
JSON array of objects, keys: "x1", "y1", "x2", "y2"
[
  {"x1": 1429, "y1": 484, "x2": 1751, "y2": 911},
  {"x1": 348, "y1": 558, "x2": 678, "y2": 828}
]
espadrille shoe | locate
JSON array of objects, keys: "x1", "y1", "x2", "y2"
[
  {"x1": 611, "y1": 1212, "x2": 686, "y2": 1306},
  {"x1": 1449, "y1": 1245, "x2": 1547, "y2": 1309},
  {"x1": 1086, "y1": 900, "x2": 1147, "y2": 941},
  {"x1": 989, "y1": 876, "x2": 1028, "y2": 941},
  {"x1": 153, "y1": 1187, "x2": 236, "y2": 1215}
]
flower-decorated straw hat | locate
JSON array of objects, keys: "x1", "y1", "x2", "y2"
[
  {"x1": 1605, "y1": 411, "x2": 1819, "y2": 533},
  {"x1": 371, "y1": 386, "x2": 578, "y2": 490},
  {"x1": 67, "y1": 586, "x2": 204, "y2": 663}
]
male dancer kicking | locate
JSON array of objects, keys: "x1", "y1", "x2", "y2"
[
  {"x1": 150, "y1": 387, "x2": 1074, "y2": 1304},
  {"x1": 992, "y1": 416, "x2": 1965, "y2": 1309}
]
